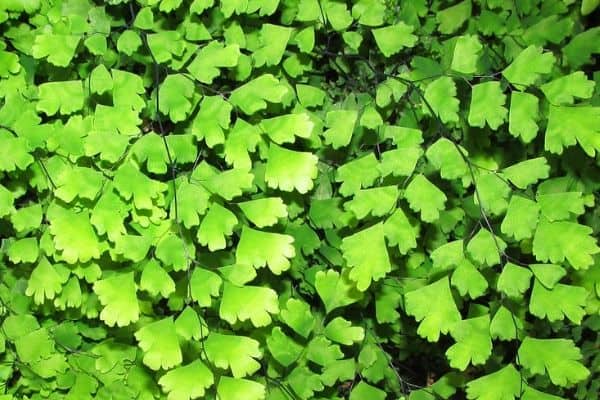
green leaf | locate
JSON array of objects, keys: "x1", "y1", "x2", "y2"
[
  {"x1": 224, "y1": 119, "x2": 262, "y2": 169},
  {"x1": 324, "y1": 317, "x2": 365, "y2": 345},
  {"x1": 220, "y1": 282, "x2": 279, "y2": 327},
  {"x1": 296, "y1": 84, "x2": 325, "y2": 107},
  {"x1": 315, "y1": 269, "x2": 363, "y2": 313},
  {"x1": 375, "y1": 282, "x2": 402, "y2": 323},
  {"x1": 25, "y1": 257, "x2": 69, "y2": 304},
  {"x1": 90, "y1": 189, "x2": 128, "y2": 242},
  {"x1": 159, "y1": 74, "x2": 195, "y2": 123},
  {"x1": 0, "y1": 132, "x2": 34, "y2": 172},
  {"x1": 345, "y1": 186, "x2": 398, "y2": 219},
  {"x1": 522, "y1": 16, "x2": 573, "y2": 46},
  {"x1": 84, "y1": 34, "x2": 107, "y2": 56},
  {"x1": 518, "y1": 337, "x2": 589, "y2": 387},
  {"x1": 155, "y1": 233, "x2": 189, "y2": 271},
  {"x1": 89, "y1": 64, "x2": 113, "y2": 95},
  {"x1": 187, "y1": 42, "x2": 240, "y2": 84},
  {"x1": 0, "y1": 184, "x2": 15, "y2": 217},
  {"x1": 253, "y1": 24, "x2": 292, "y2": 67},
  {"x1": 54, "y1": 276, "x2": 82, "y2": 309},
  {"x1": 529, "y1": 280, "x2": 587, "y2": 324},
  {"x1": 383, "y1": 208, "x2": 419, "y2": 255},
  {"x1": 286, "y1": 365, "x2": 324, "y2": 399},
  {"x1": 10, "y1": 204, "x2": 41, "y2": 233},
  {"x1": 375, "y1": 78, "x2": 407, "y2": 107},
  {"x1": 372, "y1": 22, "x2": 417, "y2": 57},
  {"x1": 218, "y1": 263, "x2": 256, "y2": 286},
  {"x1": 451, "y1": 35, "x2": 482, "y2": 74},
  {"x1": 114, "y1": 162, "x2": 168, "y2": 210},
  {"x1": 502, "y1": 45, "x2": 555, "y2": 88},
  {"x1": 426, "y1": 138, "x2": 468, "y2": 180},
  {"x1": 475, "y1": 171, "x2": 511, "y2": 215},
  {"x1": 446, "y1": 315, "x2": 492, "y2": 370},
  {"x1": 501, "y1": 196, "x2": 539, "y2": 240},
  {"x1": 544, "y1": 105, "x2": 600, "y2": 157},
  {"x1": 358, "y1": 342, "x2": 393, "y2": 384},
  {"x1": 405, "y1": 277, "x2": 461, "y2": 342},
  {"x1": 111, "y1": 69, "x2": 146, "y2": 111},
  {"x1": 37, "y1": 81, "x2": 83, "y2": 116},
  {"x1": 541, "y1": 71, "x2": 595, "y2": 105},
  {"x1": 359, "y1": 105, "x2": 383, "y2": 129},
  {"x1": 117, "y1": 30, "x2": 142, "y2": 55},
  {"x1": 266, "y1": 326, "x2": 303, "y2": 367},
  {"x1": 158, "y1": 360, "x2": 214, "y2": 400},
  {"x1": 533, "y1": 220, "x2": 600, "y2": 269},
  {"x1": 48, "y1": 206, "x2": 103, "y2": 264},
  {"x1": 2, "y1": 314, "x2": 40, "y2": 341},
  {"x1": 404, "y1": 174, "x2": 447, "y2": 223},
  {"x1": 307, "y1": 335, "x2": 344, "y2": 366},
  {"x1": 336, "y1": 153, "x2": 380, "y2": 196},
  {"x1": 323, "y1": 109, "x2": 358, "y2": 148},
  {"x1": 198, "y1": 203, "x2": 238, "y2": 251},
  {"x1": 175, "y1": 181, "x2": 210, "y2": 229},
  {"x1": 247, "y1": 0, "x2": 279, "y2": 15},
  {"x1": 190, "y1": 267, "x2": 222, "y2": 307},
  {"x1": 468, "y1": 81, "x2": 507, "y2": 130},
  {"x1": 350, "y1": 382, "x2": 386, "y2": 400},
  {"x1": 14, "y1": 327, "x2": 54, "y2": 363},
  {"x1": 32, "y1": 33, "x2": 80, "y2": 67},
  {"x1": 229, "y1": 74, "x2": 290, "y2": 114},
  {"x1": 431, "y1": 240, "x2": 464, "y2": 270},
  {"x1": 191, "y1": 96, "x2": 232, "y2": 147},
  {"x1": 522, "y1": 386, "x2": 565, "y2": 400},
  {"x1": 197, "y1": 166, "x2": 254, "y2": 201},
  {"x1": 236, "y1": 225, "x2": 295, "y2": 274},
  {"x1": 341, "y1": 223, "x2": 391, "y2": 291},
  {"x1": 265, "y1": 143, "x2": 318, "y2": 194},
  {"x1": 135, "y1": 317, "x2": 182, "y2": 370},
  {"x1": 537, "y1": 192, "x2": 585, "y2": 221},
  {"x1": 280, "y1": 298, "x2": 314, "y2": 338},
  {"x1": 238, "y1": 197, "x2": 287, "y2": 228},
  {"x1": 54, "y1": 166, "x2": 104, "y2": 203},
  {"x1": 140, "y1": 259, "x2": 176, "y2": 298},
  {"x1": 502, "y1": 158, "x2": 549, "y2": 189},
  {"x1": 451, "y1": 259, "x2": 488, "y2": 299},
  {"x1": 508, "y1": 92, "x2": 539, "y2": 142},
  {"x1": 161, "y1": 0, "x2": 184, "y2": 12},
  {"x1": 466, "y1": 228, "x2": 506, "y2": 267},
  {"x1": 321, "y1": 358, "x2": 356, "y2": 386},
  {"x1": 582, "y1": 0, "x2": 600, "y2": 15},
  {"x1": 497, "y1": 263, "x2": 532, "y2": 298},
  {"x1": 260, "y1": 112, "x2": 313, "y2": 144},
  {"x1": 466, "y1": 364, "x2": 522, "y2": 400},
  {"x1": 85, "y1": 128, "x2": 129, "y2": 163},
  {"x1": 529, "y1": 264, "x2": 565, "y2": 289},
  {"x1": 0, "y1": 50, "x2": 20, "y2": 77},
  {"x1": 217, "y1": 377, "x2": 265, "y2": 400},
  {"x1": 490, "y1": 306, "x2": 522, "y2": 341},
  {"x1": 147, "y1": 31, "x2": 184, "y2": 63},
  {"x1": 133, "y1": 7, "x2": 154, "y2": 29},
  {"x1": 8, "y1": 237, "x2": 38, "y2": 263},
  {"x1": 205, "y1": 333, "x2": 262, "y2": 377},
  {"x1": 437, "y1": 0, "x2": 471, "y2": 34},
  {"x1": 93, "y1": 272, "x2": 139, "y2": 327},
  {"x1": 423, "y1": 77, "x2": 460, "y2": 123},
  {"x1": 562, "y1": 27, "x2": 600, "y2": 68},
  {"x1": 219, "y1": 0, "x2": 248, "y2": 17}
]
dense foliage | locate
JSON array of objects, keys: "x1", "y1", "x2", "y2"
[{"x1": 1, "y1": 0, "x2": 600, "y2": 399}]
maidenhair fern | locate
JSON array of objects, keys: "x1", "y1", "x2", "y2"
[{"x1": 0, "y1": 1, "x2": 599, "y2": 399}]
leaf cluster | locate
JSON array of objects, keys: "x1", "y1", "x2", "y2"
[{"x1": 0, "y1": 0, "x2": 599, "y2": 399}]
